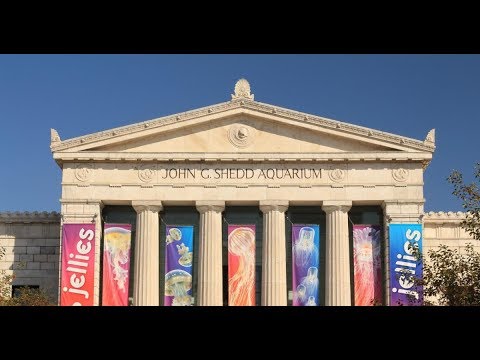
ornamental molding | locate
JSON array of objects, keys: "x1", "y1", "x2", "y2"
[
  {"x1": 231, "y1": 78, "x2": 254, "y2": 100},
  {"x1": 137, "y1": 164, "x2": 157, "y2": 183},
  {"x1": 54, "y1": 151, "x2": 432, "y2": 163},
  {"x1": 424, "y1": 128, "x2": 435, "y2": 146},
  {"x1": 328, "y1": 168, "x2": 346, "y2": 182},
  {"x1": 423, "y1": 211, "x2": 466, "y2": 221},
  {"x1": 75, "y1": 164, "x2": 94, "y2": 182},
  {"x1": 392, "y1": 168, "x2": 409, "y2": 182},
  {"x1": 0, "y1": 211, "x2": 61, "y2": 223},
  {"x1": 50, "y1": 128, "x2": 60, "y2": 144},
  {"x1": 228, "y1": 124, "x2": 255, "y2": 148}
]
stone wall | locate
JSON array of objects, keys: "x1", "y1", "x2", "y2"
[
  {"x1": 0, "y1": 212, "x2": 60, "y2": 302},
  {"x1": 423, "y1": 211, "x2": 478, "y2": 253}
]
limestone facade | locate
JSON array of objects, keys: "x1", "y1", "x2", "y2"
[
  {"x1": 1, "y1": 79, "x2": 475, "y2": 306},
  {"x1": 48, "y1": 79, "x2": 436, "y2": 306}
]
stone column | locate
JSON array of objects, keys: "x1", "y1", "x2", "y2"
[
  {"x1": 322, "y1": 200, "x2": 352, "y2": 306},
  {"x1": 132, "y1": 201, "x2": 163, "y2": 306},
  {"x1": 382, "y1": 200, "x2": 424, "y2": 306},
  {"x1": 259, "y1": 200, "x2": 289, "y2": 306},
  {"x1": 196, "y1": 201, "x2": 225, "y2": 306}
]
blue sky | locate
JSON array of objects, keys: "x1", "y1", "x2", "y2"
[{"x1": 0, "y1": 55, "x2": 478, "y2": 212}]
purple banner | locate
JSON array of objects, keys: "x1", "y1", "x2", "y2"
[
  {"x1": 164, "y1": 225, "x2": 194, "y2": 306},
  {"x1": 292, "y1": 224, "x2": 320, "y2": 306}
]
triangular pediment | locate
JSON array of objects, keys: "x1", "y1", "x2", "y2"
[
  {"x1": 88, "y1": 115, "x2": 394, "y2": 153},
  {"x1": 51, "y1": 94, "x2": 435, "y2": 163},
  {"x1": 50, "y1": 79, "x2": 435, "y2": 169}
]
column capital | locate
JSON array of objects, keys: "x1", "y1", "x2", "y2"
[
  {"x1": 132, "y1": 201, "x2": 163, "y2": 214},
  {"x1": 322, "y1": 200, "x2": 352, "y2": 213},
  {"x1": 259, "y1": 200, "x2": 289, "y2": 213},
  {"x1": 196, "y1": 200, "x2": 225, "y2": 213}
]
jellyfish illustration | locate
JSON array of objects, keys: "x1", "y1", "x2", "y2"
[
  {"x1": 306, "y1": 296, "x2": 316, "y2": 306},
  {"x1": 169, "y1": 227, "x2": 182, "y2": 242},
  {"x1": 228, "y1": 227, "x2": 256, "y2": 306},
  {"x1": 294, "y1": 284, "x2": 307, "y2": 304},
  {"x1": 301, "y1": 266, "x2": 319, "y2": 300},
  {"x1": 353, "y1": 226, "x2": 382, "y2": 306},
  {"x1": 165, "y1": 269, "x2": 192, "y2": 306},
  {"x1": 104, "y1": 227, "x2": 131, "y2": 293},
  {"x1": 177, "y1": 243, "x2": 193, "y2": 267},
  {"x1": 293, "y1": 227, "x2": 319, "y2": 269}
]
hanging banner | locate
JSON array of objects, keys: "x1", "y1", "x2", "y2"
[
  {"x1": 353, "y1": 225, "x2": 382, "y2": 306},
  {"x1": 292, "y1": 224, "x2": 320, "y2": 306},
  {"x1": 228, "y1": 225, "x2": 256, "y2": 306},
  {"x1": 60, "y1": 224, "x2": 96, "y2": 306},
  {"x1": 102, "y1": 224, "x2": 132, "y2": 306},
  {"x1": 389, "y1": 224, "x2": 423, "y2": 306},
  {"x1": 164, "y1": 225, "x2": 194, "y2": 306}
]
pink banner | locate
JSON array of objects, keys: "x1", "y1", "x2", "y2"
[
  {"x1": 102, "y1": 224, "x2": 132, "y2": 306},
  {"x1": 353, "y1": 225, "x2": 382, "y2": 306},
  {"x1": 228, "y1": 225, "x2": 256, "y2": 306},
  {"x1": 61, "y1": 224, "x2": 96, "y2": 306}
]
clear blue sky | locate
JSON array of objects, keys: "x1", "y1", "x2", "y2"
[{"x1": 0, "y1": 55, "x2": 478, "y2": 212}]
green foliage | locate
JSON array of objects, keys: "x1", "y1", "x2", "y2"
[
  {"x1": 0, "y1": 247, "x2": 55, "y2": 306},
  {"x1": 0, "y1": 286, "x2": 54, "y2": 306},
  {"x1": 421, "y1": 244, "x2": 480, "y2": 306},
  {"x1": 448, "y1": 163, "x2": 480, "y2": 240},
  {"x1": 0, "y1": 247, "x2": 15, "y2": 300}
]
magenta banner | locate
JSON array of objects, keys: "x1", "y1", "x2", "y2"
[
  {"x1": 61, "y1": 224, "x2": 96, "y2": 306},
  {"x1": 353, "y1": 225, "x2": 382, "y2": 306},
  {"x1": 102, "y1": 224, "x2": 132, "y2": 306}
]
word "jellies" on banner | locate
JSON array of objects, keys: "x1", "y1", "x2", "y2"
[
  {"x1": 62, "y1": 228, "x2": 94, "y2": 305},
  {"x1": 392, "y1": 228, "x2": 421, "y2": 300}
]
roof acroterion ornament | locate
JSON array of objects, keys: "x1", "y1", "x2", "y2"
[{"x1": 231, "y1": 78, "x2": 254, "y2": 100}]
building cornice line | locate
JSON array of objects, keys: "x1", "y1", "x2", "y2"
[
  {"x1": 0, "y1": 211, "x2": 60, "y2": 223},
  {"x1": 53, "y1": 151, "x2": 433, "y2": 163}
]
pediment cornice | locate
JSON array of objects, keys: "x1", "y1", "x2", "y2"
[{"x1": 51, "y1": 99, "x2": 435, "y2": 154}]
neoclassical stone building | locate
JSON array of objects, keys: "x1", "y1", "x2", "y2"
[{"x1": 0, "y1": 79, "x2": 476, "y2": 305}]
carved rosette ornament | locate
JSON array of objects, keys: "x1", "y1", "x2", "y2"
[
  {"x1": 75, "y1": 164, "x2": 94, "y2": 182},
  {"x1": 228, "y1": 124, "x2": 255, "y2": 148},
  {"x1": 138, "y1": 165, "x2": 156, "y2": 183},
  {"x1": 392, "y1": 168, "x2": 409, "y2": 182},
  {"x1": 328, "y1": 168, "x2": 346, "y2": 182}
]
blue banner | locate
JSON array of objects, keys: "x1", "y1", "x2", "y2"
[
  {"x1": 389, "y1": 224, "x2": 423, "y2": 306},
  {"x1": 292, "y1": 224, "x2": 320, "y2": 306},
  {"x1": 164, "y1": 225, "x2": 194, "y2": 306}
]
